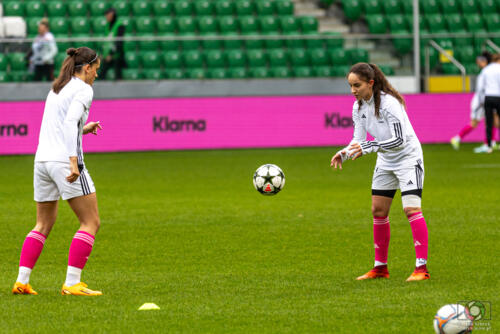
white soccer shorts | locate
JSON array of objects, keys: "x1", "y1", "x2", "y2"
[
  {"x1": 371, "y1": 160, "x2": 424, "y2": 197},
  {"x1": 470, "y1": 94, "x2": 485, "y2": 121},
  {"x1": 34, "y1": 161, "x2": 95, "y2": 202}
]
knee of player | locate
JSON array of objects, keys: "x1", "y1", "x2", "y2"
[
  {"x1": 371, "y1": 205, "x2": 387, "y2": 217},
  {"x1": 403, "y1": 206, "x2": 421, "y2": 217}
]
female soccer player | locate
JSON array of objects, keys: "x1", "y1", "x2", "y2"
[
  {"x1": 13, "y1": 47, "x2": 103, "y2": 295},
  {"x1": 331, "y1": 63, "x2": 429, "y2": 282}
]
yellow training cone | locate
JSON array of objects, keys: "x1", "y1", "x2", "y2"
[{"x1": 138, "y1": 303, "x2": 160, "y2": 311}]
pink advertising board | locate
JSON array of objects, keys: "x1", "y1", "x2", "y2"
[{"x1": 0, "y1": 93, "x2": 482, "y2": 155}]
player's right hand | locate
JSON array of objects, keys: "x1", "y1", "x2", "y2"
[
  {"x1": 67, "y1": 158, "x2": 80, "y2": 183},
  {"x1": 330, "y1": 151, "x2": 344, "y2": 170}
]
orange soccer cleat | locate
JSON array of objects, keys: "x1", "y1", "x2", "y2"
[
  {"x1": 406, "y1": 265, "x2": 430, "y2": 282},
  {"x1": 12, "y1": 282, "x2": 38, "y2": 295},
  {"x1": 356, "y1": 265, "x2": 390, "y2": 280},
  {"x1": 61, "y1": 282, "x2": 102, "y2": 296}
]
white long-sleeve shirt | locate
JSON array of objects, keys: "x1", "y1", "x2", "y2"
[
  {"x1": 346, "y1": 93, "x2": 423, "y2": 170},
  {"x1": 31, "y1": 32, "x2": 57, "y2": 65},
  {"x1": 35, "y1": 77, "x2": 93, "y2": 166},
  {"x1": 477, "y1": 62, "x2": 500, "y2": 102}
]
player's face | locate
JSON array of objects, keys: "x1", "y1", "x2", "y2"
[
  {"x1": 348, "y1": 73, "x2": 374, "y2": 101},
  {"x1": 85, "y1": 59, "x2": 100, "y2": 86}
]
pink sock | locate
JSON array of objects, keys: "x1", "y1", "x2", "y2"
[
  {"x1": 373, "y1": 216, "x2": 390, "y2": 264},
  {"x1": 408, "y1": 212, "x2": 428, "y2": 260},
  {"x1": 458, "y1": 124, "x2": 474, "y2": 139},
  {"x1": 19, "y1": 231, "x2": 47, "y2": 268},
  {"x1": 68, "y1": 231, "x2": 95, "y2": 269}
]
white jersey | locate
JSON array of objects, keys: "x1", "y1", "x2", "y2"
[
  {"x1": 348, "y1": 93, "x2": 423, "y2": 170},
  {"x1": 477, "y1": 63, "x2": 500, "y2": 102},
  {"x1": 35, "y1": 77, "x2": 93, "y2": 166},
  {"x1": 31, "y1": 32, "x2": 57, "y2": 66}
]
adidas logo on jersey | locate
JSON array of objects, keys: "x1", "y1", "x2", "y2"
[
  {"x1": 407, "y1": 180, "x2": 413, "y2": 185},
  {"x1": 414, "y1": 241, "x2": 422, "y2": 246},
  {"x1": 361, "y1": 114, "x2": 366, "y2": 118}
]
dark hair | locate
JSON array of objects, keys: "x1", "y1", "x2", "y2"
[
  {"x1": 348, "y1": 63, "x2": 406, "y2": 118},
  {"x1": 492, "y1": 53, "x2": 500, "y2": 62},
  {"x1": 52, "y1": 47, "x2": 98, "y2": 94},
  {"x1": 480, "y1": 51, "x2": 492, "y2": 64}
]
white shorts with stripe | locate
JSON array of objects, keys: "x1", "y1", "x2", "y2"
[
  {"x1": 372, "y1": 159, "x2": 424, "y2": 196},
  {"x1": 34, "y1": 161, "x2": 95, "y2": 202}
]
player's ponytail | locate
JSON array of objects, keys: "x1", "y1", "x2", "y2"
[
  {"x1": 349, "y1": 63, "x2": 406, "y2": 118},
  {"x1": 52, "y1": 47, "x2": 98, "y2": 94}
]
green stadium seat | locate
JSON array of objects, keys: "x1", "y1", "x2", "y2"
[
  {"x1": 293, "y1": 66, "x2": 312, "y2": 77},
  {"x1": 464, "y1": 14, "x2": 485, "y2": 33},
  {"x1": 219, "y1": 16, "x2": 239, "y2": 33},
  {"x1": 156, "y1": 17, "x2": 176, "y2": 34},
  {"x1": 388, "y1": 15, "x2": 407, "y2": 32},
  {"x1": 105, "y1": 69, "x2": 116, "y2": 81},
  {"x1": 143, "y1": 69, "x2": 164, "y2": 80},
  {"x1": 222, "y1": 32, "x2": 243, "y2": 49},
  {"x1": 177, "y1": 17, "x2": 197, "y2": 34},
  {"x1": 71, "y1": 17, "x2": 91, "y2": 36},
  {"x1": 235, "y1": 0, "x2": 254, "y2": 15},
  {"x1": 25, "y1": 1, "x2": 45, "y2": 17},
  {"x1": 280, "y1": 16, "x2": 300, "y2": 33},
  {"x1": 255, "y1": 0, "x2": 275, "y2": 15},
  {"x1": 226, "y1": 50, "x2": 246, "y2": 67},
  {"x1": 289, "y1": 49, "x2": 309, "y2": 66},
  {"x1": 153, "y1": 1, "x2": 173, "y2": 16},
  {"x1": 271, "y1": 67, "x2": 292, "y2": 78},
  {"x1": 89, "y1": 1, "x2": 108, "y2": 16},
  {"x1": 239, "y1": 16, "x2": 259, "y2": 34},
  {"x1": 260, "y1": 16, "x2": 280, "y2": 33},
  {"x1": 159, "y1": 34, "x2": 180, "y2": 51},
  {"x1": 442, "y1": 63, "x2": 461, "y2": 75},
  {"x1": 137, "y1": 34, "x2": 160, "y2": 51},
  {"x1": 347, "y1": 48, "x2": 369, "y2": 63},
  {"x1": 122, "y1": 69, "x2": 142, "y2": 80},
  {"x1": 200, "y1": 32, "x2": 222, "y2": 50},
  {"x1": 27, "y1": 18, "x2": 42, "y2": 37},
  {"x1": 173, "y1": 0, "x2": 193, "y2": 16},
  {"x1": 205, "y1": 50, "x2": 226, "y2": 68},
  {"x1": 330, "y1": 48, "x2": 348, "y2": 65},
  {"x1": 135, "y1": 17, "x2": 156, "y2": 34},
  {"x1": 195, "y1": 0, "x2": 214, "y2": 16},
  {"x1": 284, "y1": 32, "x2": 304, "y2": 49},
  {"x1": 120, "y1": 17, "x2": 135, "y2": 34},
  {"x1": 313, "y1": 66, "x2": 331, "y2": 77},
  {"x1": 50, "y1": 17, "x2": 69, "y2": 35},
  {"x1": 179, "y1": 35, "x2": 199, "y2": 51},
  {"x1": 276, "y1": 1, "x2": 294, "y2": 15},
  {"x1": 4, "y1": 2, "x2": 25, "y2": 16},
  {"x1": 244, "y1": 37, "x2": 264, "y2": 50},
  {"x1": 407, "y1": 15, "x2": 428, "y2": 33},
  {"x1": 186, "y1": 68, "x2": 206, "y2": 79},
  {"x1": 263, "y1": 33, "x2": 284, "y2": 49},
  {"x1": 165, "y1": 69, "x2": 185, "y2": 79},
  {"x1": 366, "y1": 15, "x2": 387, "y2": 34},
  {"x1": 198, "y1": 16, "x2": 218, "y2": 33},
  {"x1": 464, "y1": 63, "x2": 479, "y2": 75},
  {"x1": 249, "y1": 67, "x2": 270, "y2": 78},
  {"x1": 47, "y1": 2, "x2": 66, "y2": 16},
  {"x1": 229, "y1": 67, "x2": 248, "y2": 78},
  {"x1": 308, "y1": 48, "x2": 329, "y2": 66},
  {"x1": 133, "y1": 1, "x2": 152, "y2": 16},
  {"x1": 400, "y1": 0, "x2": 413, "y2": 14},
  {"x1": 426, "y1": 14, "x2": 447, "y2": 32},
  {"x1": 8, "y1": 53, "x2": 27, "y2": 71},
  {"x1": 421, "y1": 0, "x2": 440, "y2": 14},
  {"x1": 460, "y1": 0, "x2": 478, "y2": 15},
  {"x1": 247, "y1": 49, "x2": 267, "y2": 67},
  {"x1": 141, "y1": 52, "x2": 161, "y2": 69},
  {"x1": 67, "y1": 1, "x2": 88, "y2": 17},
  {"x1": 268, "y1": 49, "x2": 288, "y2": 67},
  {"x1": 125, "y1": 52, "x2": 141, "y2": 68},
  {"x1": 163, "y1": 51, "x2": 183, "y2": 69},
  {"x1": 300, "y1": 17, "x2": 318, "y2": 33},
  {"x1": 91, "y1": 17, "x2": 108, "y2": 36},
  {"x1": 383, "y1": 0, "x2": 401, "y2": 15},
  {"x1": 303, "y1": 32, "x2": 323, "y2": 49},
  {"x1": 123, "y1": 40, "x2": 138, "y2": 52},
  {"x1": 10, "y1": 71, "x2": 30, "y2": 82},
  {"x1": 0, "y1": 54, "x2": 7, "y2": 71},
  {"x1": 378, "y1": 65, "x2": 394, "y2": 76},
  {"x1": 445, "y1": 14, "x2": 466, "y2": 32},
  {"x1": 183, "y1": 50, "x2": 204, "y2": 67},
  {"x1": 207, "y1": 68, "x2": 228, "y2": 79},
  {"x1": 441, "y1": 0, "x2": 460, "y2": 14},
  {"x1": 0, "y1": 72, "x2": 11, "y2": 83},
  {"x1": 455, "y1": 46, "x2": 475, "y2": 64},
  {"x1": 420, "y1": 47, "x2": 438, "y2": 69},
  {"x1": 484, "y1": 14, "x2": 500, "y2": 32},
  {"x1": 113, "y1": 1, "x2": 131, "y2": 16},
  {"x1": 215, "y1": 0, "x2": 235, "y2": 16},
  {"x1": 342, "y1": 0, "x2": 362, "y2": 21},
  {"x1": 392, "y1": 30, "x2": 412, "y2": 54},
  {"x1": 331, "y1": 65, "x2": 350, "y2": 77},
  {"x1": 364, "y1": 0, "x2": 383, "y2": 14}
]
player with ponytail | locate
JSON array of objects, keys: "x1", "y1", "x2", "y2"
[
  {"x1": 331, "y1": 63, "x2": 430, "y2": 282},
  {"x1": 13, "y1": 47, "x2": 104, "y2": 295}
]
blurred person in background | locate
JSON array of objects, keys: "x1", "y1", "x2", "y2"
[
  {"x1": 450, "y1": 51, "x2": 500, "y2": 153},
  {"x1": 478, "y1": 53, "x2": 500, "y2": 154},
  {"x1": 29, "y1": 18, "x2": 58, "y2": 82},
  {"x1": 99, "y1": 8, "x2": 125, "y2": 80}
]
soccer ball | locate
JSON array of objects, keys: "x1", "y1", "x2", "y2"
[
  {"x1": 433, "y1": 304, "x2": 473, "y2": 334},
  {"x1": 253, "y1": 164, "x2": 285, "y2": 195}
]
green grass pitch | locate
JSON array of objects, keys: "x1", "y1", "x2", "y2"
[{"x1": 0, "y1": 144, "x2": 498, "y2": 333}]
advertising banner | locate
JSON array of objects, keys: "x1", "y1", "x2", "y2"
[{"x1": 0, "y1": 93, "x2": 481, "y2": 155}]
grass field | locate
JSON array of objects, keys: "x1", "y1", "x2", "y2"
[{"x1": 0, "y1": 144, "x2": 498, "y2": 333}]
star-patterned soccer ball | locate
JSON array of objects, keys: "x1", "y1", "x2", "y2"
[{"x1": 253, "y1": 164, "x2": 285, "y2": 195}]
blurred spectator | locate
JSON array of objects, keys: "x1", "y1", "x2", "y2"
[
  {"x1": 100, "y1": 8, "x2": 126, "y2": 80},
  {"x1": 29, "y1": 18, "x2": 58, "y2": 82}
]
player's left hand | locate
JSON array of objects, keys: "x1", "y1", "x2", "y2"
[
  {"x1": 347, "y1": 143, "x2": 363, "y2": 160},
  {"x1": 83, "y1": 121, "x2": 102, "y2": 135}
]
